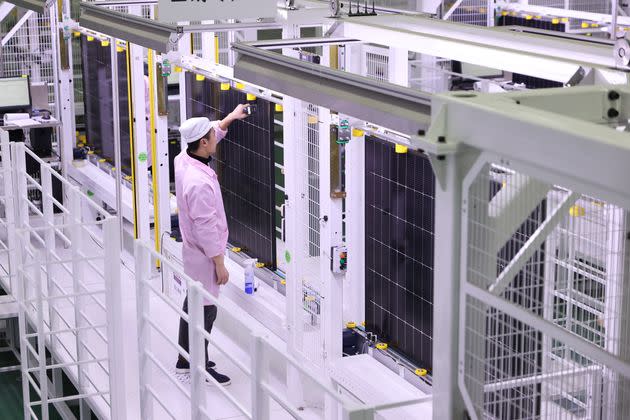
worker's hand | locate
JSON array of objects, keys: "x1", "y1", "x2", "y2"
[
  {"x1": 230, "y1": 104, "x2": 250, "y2": 120},
  {"x1": 215, "y1": 262, "x2": 229, "y2": 286}
]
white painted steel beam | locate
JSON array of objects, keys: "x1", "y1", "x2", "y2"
[
  {"x1": 489, "y1": 191, "x2": 580, "y2": 296},
  {"x1": 489, "y1": 175, "x2": 550, "y2": 253},
  {"x1": 465, "y1": 283, "x2": 630, "y2": 380},
  {"x1": 7, "y1": 0, "x2": 45, "y2": 13},
  {"x1": 419, "y1": 86, "x2": 630, "y2": 211},
  {"x1": 0, "y1": 2, "x2": 14, "y2": 23},
  {"x1": 338, "y1": 15, "x2": 628, "y2": 82},
  {"x1": 233, "y1": 43, "x2": 432, "y2": 135},
  {"x1": 1, "y1": 10, "x2": 33, "y2": 47}
]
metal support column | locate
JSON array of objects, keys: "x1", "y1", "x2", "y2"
[
  {"x1": 282, "y1": 95, "x2": 306, "y2": 411},
  {"x1": 432, "y1": 150, "x2": 478, "y2": 420},
  {"x1": 111, "y1": 39, "x2": 124, "y2": 245},
  {"x1": 128, "y1": 42, "x2": 150, "y2": 242}
]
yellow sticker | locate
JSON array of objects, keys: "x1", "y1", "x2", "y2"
[
  {"x1": 395, "y1": 144, "x2": 408, "y2": 154},
  {"x1": 569, "y1": 205, "x2": 586, "y2": 217},
  {"x1": 352, "y1": 128, "x2": 365, "y2": 137}
]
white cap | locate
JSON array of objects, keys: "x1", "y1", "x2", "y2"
[{"x1": 179, "y1": 117, "x2": 219, "y2": 143}]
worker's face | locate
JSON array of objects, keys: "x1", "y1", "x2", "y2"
[{"x1": 201, "y1": 130, "x2": 218, "y2": 156}]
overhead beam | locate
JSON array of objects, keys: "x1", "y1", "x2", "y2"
[
  {"x1": 233, "y1": 42, "x2": 432, "y2": 135},
  {"x1": 419, "y1": 86, "x2": 630, "y2": 210},
  {"x1": 7, "y1": 0, "x2": 45, "y2": 13},
  {"x1": 0, "y1": 2, "x2": 15, "y2": 23},
  {"x1": 337, "y1": 15, "x2": 627, "y2": 82},
  {"x1": 79, "y1": 2, "x2": 181, "y2": 53}
]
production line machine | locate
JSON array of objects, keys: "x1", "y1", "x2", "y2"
[
  {"x1": 70, "y1": 2, "x2": 630, "y2": 417},
  {"x1": 2, "y1": 0, "x2": 630, "y2": 419}
]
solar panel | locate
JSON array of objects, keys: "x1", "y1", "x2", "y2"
[
  {"x1": 81, "y1": 36, "x2": 131, "y2": 174},
  {"x1": 184, "y1": 74, "x2": 277, "y2": 269},
  {"x1": 364, "y1": 136, "x2": 435, "y2": 370}
]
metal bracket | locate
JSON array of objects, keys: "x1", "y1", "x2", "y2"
[{"x1": 410, "y1": 106, "x2": 467, "y2": 189}]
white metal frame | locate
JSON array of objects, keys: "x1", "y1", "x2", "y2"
[
  {"x1": 134, "y1": 239, "x2": 425, "y2": 419},
  {"x1": 411, "y1": 86, "x2": 630, "y2": 420},
  {"x1": 0, "y1": 129, "x2": 131, "y2": 419}
]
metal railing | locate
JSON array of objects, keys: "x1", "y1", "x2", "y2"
[
  {"x1": 0, "y1": 127, "x2": 127, "y2": 419},
  {"x1": 135, "y1": 239, "x2": 428, "y2": 419}
]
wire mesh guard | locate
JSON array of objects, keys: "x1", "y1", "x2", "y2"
[
  {"x1": 442, "y1": 0, "x2": 488, "y2": 26},
  {"x1": 461, "y1": 163, "x2": 629, "y2": 419},
  {"x1": 9, "y1": 144, "x2": 118, "y2": 419},
  {"x1": 1, "y1": 8, "x2": 56, "y2": 104},
  {"x1": 364, "y1": 49, "x2": 389, "y2": 82},
  {"x1": 294, "y1": 101, "x2": 325, "y2": 366}
]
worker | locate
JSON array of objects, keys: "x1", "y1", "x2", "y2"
[{"x1": 174, "y1": 104, "x2": 249, "y2": 386}]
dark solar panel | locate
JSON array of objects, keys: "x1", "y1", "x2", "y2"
[
  {"x1": 184, "y1": 74, "x2": 277, "y2": 269},
  {"x1": 364, "y1": 136, "x2": 435, "y2": 370},
  {"x1": 81, "y1": 36, "x2": 131, "y2": 174}
]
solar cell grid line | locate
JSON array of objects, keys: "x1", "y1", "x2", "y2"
[
  {"x1": 364, "y1": 135, "x2": 435, "y2": 370},
  {"x1": 117, "y1": 49, "x2": 132, "y2": 175},
  {"x1": 81, "y1": 36, "x2": 111, "y2": 160},
  {"x1": 183, "y1": 74, "x2": 276, "y2": 269},
  {"x1": 80, "y1": 37, "x2": 132, "y2": 174}
]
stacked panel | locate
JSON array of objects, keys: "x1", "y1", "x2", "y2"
[
  {"x1": 364, "y1": 136, "x2": 435, "y2": 370},
  {"x1": 80, "y1": 37, "x2": 131, "y2": 174},
  {"x1": 184, "y1": 74, "x2": 276, "y2": 269}
]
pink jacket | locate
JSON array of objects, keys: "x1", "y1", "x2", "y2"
[{"x1": 174, "y1": 142, "x2": 229, "y2": 301}]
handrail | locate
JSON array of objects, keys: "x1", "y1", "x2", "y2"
[
  {"x1": 0, "y1": 134, "x2": 129, "y2": 419},
  {"x1": 135, "y1": 239, "x2": 427, "y2": 419}
]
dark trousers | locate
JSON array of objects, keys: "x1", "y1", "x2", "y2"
[{"x1": 177, "y1": 295, "x2": 218, "y2": 364}]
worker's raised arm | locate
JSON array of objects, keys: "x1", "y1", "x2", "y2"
[{"x1": 218, "y1": 104, "x2": 249, "y2": 131}]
